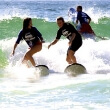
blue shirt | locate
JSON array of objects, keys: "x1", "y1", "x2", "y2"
[
  {"x1": 77, "y1": 11, "x2": 91, "y2": 25},
  {"x1": 16, "y1": 27, "x2": 42, "y2": 47}
]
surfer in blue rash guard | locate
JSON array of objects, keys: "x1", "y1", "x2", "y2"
[
  {"x1": 48, "y1": 17, "x2": 82, "y2": 64},
  {"x1": 76, "y1": 6, "x2": 95, "y2": 35},
  {"x1": 12, "y1": 18, "x2": 44, "y2": 67}
]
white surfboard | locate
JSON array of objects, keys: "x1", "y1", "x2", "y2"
[
  {"x1": 35, "y1": 65, "x2": 49, "y2": 77},
  {"x1": 64, "y1": 63, "x2": 87, "y2": 77},
  {"x1": 68, "y1": 8, "x2": 77, "y2": 24}
]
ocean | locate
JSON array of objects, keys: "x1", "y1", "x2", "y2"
[{"x1": 0, "y1": 0, "x2": 110, "y2": 110}]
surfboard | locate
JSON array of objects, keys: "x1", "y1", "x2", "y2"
[
  {"x1": 64, "y1": 63, "x2": 87, "y2": 77},
  {"x1": 35, "y1": 65, "x2": 49, "y2": 76},
  {"x1": 68, "y1": 8, "x2": 77, "y2": 24}
]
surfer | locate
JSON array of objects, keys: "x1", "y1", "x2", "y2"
[
  {"x1": 48, "y1": 17, "x2": 82, "y2": 64},
  {"x1": 11, "y1": 18, "x2": 44, "y2": 67},
  {"x1": 76, "y1": 6, "x2": 95, "y2": 35}
]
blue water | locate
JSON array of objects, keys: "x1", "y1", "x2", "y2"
[{"x1": 0, "y1": 0, "x2": 110, "y2": 110}]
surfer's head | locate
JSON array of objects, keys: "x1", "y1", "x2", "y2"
[
  {"x1": 77, "y1": 6, "x2": 82, "y2": 12},
  {"x1": 57, "y1": 17, "x2": 65, "y2": 28},
  {"x1": 23, "y1": 18, "x2": 32, "y2": 30}
]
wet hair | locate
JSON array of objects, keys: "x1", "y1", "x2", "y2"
[
  {"x1": 57, "y1": 17, "x2": 65, "y2": 22},
  {"x1": 77, "y1": 6, "x2": 82, "y2": 11},
  {"x1": 23, "y1": 18, "x2": 32, "y2": 31}
]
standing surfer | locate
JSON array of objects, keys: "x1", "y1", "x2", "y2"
[
  {"x1": 48, "y1": 17, "x2": 82, "y2": 64},
  {"x1": 12, "y1": 18, "x2": 44, "y2": 67}
]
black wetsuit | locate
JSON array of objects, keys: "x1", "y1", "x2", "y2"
[
  {"x1": 16, "y1": 27, "x2": 42, "y2": 47},
  {"x1": 56, "y1": 23, "x2": 82, "y2": 52}
]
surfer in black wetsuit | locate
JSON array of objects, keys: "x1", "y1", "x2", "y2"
[
  {"x1": 48, "y1": 17, "x2": 82, "y2": 64},
  {"x1": 12, "y1": 18, "x2": 44, "y2": 67}
]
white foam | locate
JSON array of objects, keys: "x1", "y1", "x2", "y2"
[
  {"x1": 0, "y1": 38, "x2": 110, "y2": 76},
  {"x1": 83, "y1": 7, "x2": 110, "y2": 23},
  {"x1": 0, "y1": 7, "x2": 31, "y2": 21}
]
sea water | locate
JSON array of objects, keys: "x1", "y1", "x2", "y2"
[{"x1": 0, "y1": 0, "x2": 110, "y2": 110}]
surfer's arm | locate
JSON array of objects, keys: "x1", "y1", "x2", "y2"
[
  {"x1": 76, "y1": 19, "x2": 78, "y2": 24},
  {"x1": 48, "y1": 29, "x2": 61, "y2": 49},
  {"x1": 12, "y1": 31, "x2": 23, "y2": 56},
  {"x1": 76, "y1": 12, "x2": 79, "y2": 25},
  {"x1": 12, "y1": 43, "x2": 18, "y2": 56},
  {"x1": 48, "y1": 39, "x2": 59, "y2": 49},
  {"x1": 88, "y1": 18, "x2": 91, "y2": 24},
  {"x1": 11, "y1": 31, "x2": 23, "y2": 56},
  {"x1": 85, "y1": 13, "x2": 91, "y2": 24},
  {"x1": 69, "y1": 33, "x2": 76, "y2": 46}
]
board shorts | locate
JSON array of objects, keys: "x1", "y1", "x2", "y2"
[
  {"x1": 80, "y1": 23, "x2": 95, "y2": 34},
  {"x1": 68, "y1": 34, "x2": 82, "y2": 52}
]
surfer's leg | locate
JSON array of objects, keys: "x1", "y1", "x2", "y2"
[
  {"x1": 67, "y1": 35, "x2": 82, "y2": 64},
  {"x1": 22, "y1": 55, "x2": 29, "y2": 67},
  {"x1": 22, "y1": 42, "x2": 42, "y2": 67},
  {"x1": 67, "y1": 50, "x2": 77, "y2": 64},
  {"x1": 66, "y1": 55, "x2": 73, "y2": 64}
]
